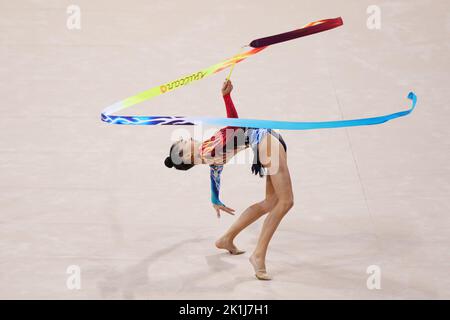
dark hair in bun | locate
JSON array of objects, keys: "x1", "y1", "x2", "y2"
[
  {"x1": 163, "y1": 141, "x2": 195, "y2": 171},
  {"x1": 164, "y1": 156, "x2": 174, "y2": 168}
]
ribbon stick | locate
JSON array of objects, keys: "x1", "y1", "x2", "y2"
[
  {"x1": 225, "y1": 47, "x2": 242, "y2": 80},
  {"x1": 101, "y1": 17, "x2": 418, "y2": 129}
]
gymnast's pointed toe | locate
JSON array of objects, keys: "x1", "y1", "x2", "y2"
[
  {"x1": 228, "y1": 248, "x2": 246, "y2": 255},
  {"x1": 254, "y1": 271, "x2": 272, "y2": 281}
]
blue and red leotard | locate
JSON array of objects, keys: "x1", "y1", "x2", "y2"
[
  {"x1": 198, "y1": 94, "x2": 286, "y2": 206},
  {"x1": 199, "y1": 93, "x2": 247, "y2": 205}
]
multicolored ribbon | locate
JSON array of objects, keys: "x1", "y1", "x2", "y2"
[{"x1": 101, "y1": 17, "x2": 417, "y2": 129}]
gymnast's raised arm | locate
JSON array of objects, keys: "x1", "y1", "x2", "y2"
[{"x1": 221, "y1": 80, "x2": 238, "y2": 118}]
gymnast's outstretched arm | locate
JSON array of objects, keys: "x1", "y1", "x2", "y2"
[
  {"x1": 210, "y1": 164, "x2": 235, "y2": 218},
  {"x1": 222, "y1": 80, "x2": 238, "y2": 118},
  {"x1": 209, "y1": 80, "x2": 237, "y2": 218},
  {"x1": 210, "y1": 165, "x2": 224, "y2": 206}
]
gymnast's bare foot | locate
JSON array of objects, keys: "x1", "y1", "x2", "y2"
[
  {"x1": 215, "y1": 236, "x2": 245, "y2": 255},
  {"x1": 249, "y1": 254, "x2": 272, "y2": 280}
]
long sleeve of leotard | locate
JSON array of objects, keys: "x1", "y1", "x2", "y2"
[
  {"x1": 223, "y1": 93, "x2": 238, "y2": 118},
  {"x1": 210, "y1": 165, "x2": 224, "y2": 205},
  {"x1": 208, "y1": 94, "x2": 238, "y2": 206}
]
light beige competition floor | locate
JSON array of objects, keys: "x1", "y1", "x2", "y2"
[{"x1": 1, "y1": 0, "x2": 449, "y2": 299}]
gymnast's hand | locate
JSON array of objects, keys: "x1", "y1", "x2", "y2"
[
  {"x1": 221, "y1": 79, "x2": 233, "y2": 96},
  {"x1": 213, "y1": 203, "x2": 235, "y2": 218}
]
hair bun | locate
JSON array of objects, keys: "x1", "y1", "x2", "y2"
[{"x1": 164, "y1": 156, "x2": 174, "y2": 168}]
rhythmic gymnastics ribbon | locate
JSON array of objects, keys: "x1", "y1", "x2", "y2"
[{"x1": 101, "y1": 17, "x2": 417, "y2": 129}]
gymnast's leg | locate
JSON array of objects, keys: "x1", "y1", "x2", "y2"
[
  {"x1": 215, "y1": 175, "x2": 278, "y2": 255},
  {"x1": 249, "y1": 134, "x2": 294, "y2": 280}
]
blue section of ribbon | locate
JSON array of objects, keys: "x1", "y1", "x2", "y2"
[{"x1": 101, "y1": 92, "x2": 417, "y2": 130}]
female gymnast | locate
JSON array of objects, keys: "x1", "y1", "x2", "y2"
[{"x1": 164, "y1": 80, "x2": 294, "y2": 280}]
